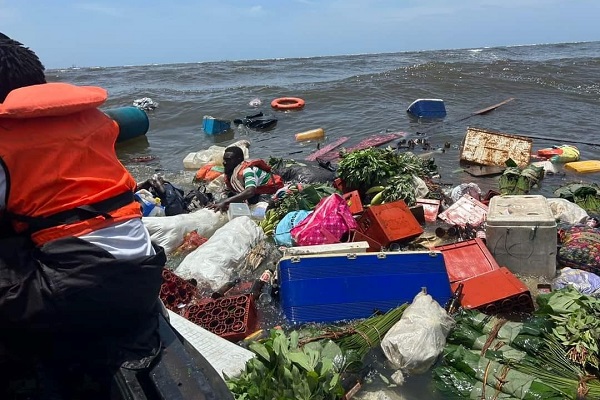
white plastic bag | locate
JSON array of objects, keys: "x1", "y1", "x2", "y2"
[
  {"x1": 547, "y1": 198, "x2": 589, "y2": 224},
  {"x1": 143, "y1": 209, "x2": 227, "y2": 254},
  {"x1": 174, "y1": 216, "x2": 265, "y2": 290},
  {"x1": 553, "y1": 267, "x2": 600, "y2": 296},
  {"x1": 380, "y1": 291, "x2": 455, "y2": 374}
]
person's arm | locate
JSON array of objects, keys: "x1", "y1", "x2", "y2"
[{"x1": 209, "y1": 167, "x2": 258, "y2": 212}]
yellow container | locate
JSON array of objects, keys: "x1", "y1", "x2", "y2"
[
  {"x1": 295, "y1": 128, "x2": 324, "y2": 142},
  {"x1": 564, "y1": 160, "x2": 600, "y2": 173}
]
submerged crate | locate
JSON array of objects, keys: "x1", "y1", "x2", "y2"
[
  {"x1": 278, "y1": 251, "x2": 452, "y2": 323},
  {"x1": 356, "y1": 200, "x2": 423, "y2": 247},
  {"x1": 450, "y1": 267, "x2": 534, "y2": 314},
  {"x1": 202, "y1": 116, "x2": 231, "y2": 135},
  {"x1": 486, "y1": 195, "x2": 557, "y2": 278},
  {"x1": 185, "y1": 294, "x2": 258, "y2": 342},
  {"x1": 460, "y1": 127, "x2": 533, "y2": 168},
  {"x1": 435, "y1": 238, "x2": 500, "y2": 283}
]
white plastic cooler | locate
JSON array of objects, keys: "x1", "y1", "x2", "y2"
[{"x1": 485, "y1": 195, "x2": 557, "y2": 278}]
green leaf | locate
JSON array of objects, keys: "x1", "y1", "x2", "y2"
[
  {"x1": 288, "y1": 351, "x2": 313, "y2": 372},
  {"x1": 249, "y1": 342, "x2": 271, "y2": 364}
]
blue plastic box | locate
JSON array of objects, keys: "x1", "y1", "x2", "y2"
[
  {"x1": 406, "y1": 99, "x2": 447, "y2": 118},
  {"x1": 278, "y1": 251, "x2": 452, "y2": 323},
  {"x1": 202, "y1": 116, "x2": 231, "y2": 135}
]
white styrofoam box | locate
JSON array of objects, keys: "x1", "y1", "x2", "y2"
[
  {"x1": 485, "y1": 195, "x2": 557, "y2": 278},
  {"x1": 227, "y1": 202, "x2": 251, "y2": 221}
]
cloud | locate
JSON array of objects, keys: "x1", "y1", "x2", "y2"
[{"x1": 74, "y1": 3, "x2": 123, "y2": 18}]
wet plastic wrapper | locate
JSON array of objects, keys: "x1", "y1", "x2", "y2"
[
  {"x1": 175, "y1": 216, "x2": 265, "y2": 291},
  {"x1": 143, "y1": 209, "x2": 227, "y2": 254},
  {"x1": 552, "y1": 266, "x2": 600, "y2": 296},
  {"x1": 380, "y1": 291, "x2": 455, "y2": 374}
]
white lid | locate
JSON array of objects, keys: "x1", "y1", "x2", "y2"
[{"x1": 487, "y1": 195, "x2": 555, "y2": 226}]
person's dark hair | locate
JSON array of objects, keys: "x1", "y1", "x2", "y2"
[
  {"x1": 224, "y1": 146, "x2": 245, "y2": 161},
  {"x1": 0, "y1": 33, "x2": 46, "y2": 103}
]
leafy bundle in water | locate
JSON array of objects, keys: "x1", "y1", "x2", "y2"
[
  {"x1": 499, "y1": 164, "x2": 544, "y2": 195},
  {"x1": 225, "y1": 329, "x2": 345, "y2": 400},
  {"x1": 554, "y1": 182, "x2": 600, "y2": 214},
  {"x1": 536, "y1": 287, "x2": 600, "y2": 370},
  {"x1": 433, "y1": 365, "x2": 520, "y2": 399},
  {"x1": 337, "y1": 147, "x2": 401, "y2": 193},
  {"x1": 442, "y1": 344, "x2": 567, "y2": 399}
]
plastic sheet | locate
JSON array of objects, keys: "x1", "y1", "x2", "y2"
[
  {"x1": 143, "y1": 209, "x2": 227, "y2": 254},
  {"x1": 174, "y1": 216, "x2": 265, "y2": 291}
]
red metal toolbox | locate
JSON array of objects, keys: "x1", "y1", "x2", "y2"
[
  {"x1": 450, "y1": 267, "x2": 534, "y2": 314},
  {"x1": 356, "y1": 200, "x2": 423, "y2": 247},
  {"x1": 435, "y1": 238, "x2": 500, "y2": 283}
]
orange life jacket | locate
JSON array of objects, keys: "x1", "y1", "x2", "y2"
[
  {"x1": 0, "y1": 83, "x2": 142, "y2": 245},
  {"x1": 225, "y1": 159, "x2": 284, "y2": 195}
]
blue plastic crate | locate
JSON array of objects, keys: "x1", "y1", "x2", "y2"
[
  {"x1": 202, "y1": 116, "x2": 231, "y2": 135},
  {"x1": 278, "y1": 251, "x2": 451, "y2": 323},
  {"x1": 407, "y1": 99, "x2": 447, "y2": 118}
]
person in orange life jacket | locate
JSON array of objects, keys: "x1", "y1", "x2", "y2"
[
  {"x1": 208, "y1": 145, "x2": 283, "y2": 212},
  {"x1": 0, "y1": 34, "x2": 165, "y2": 362}
]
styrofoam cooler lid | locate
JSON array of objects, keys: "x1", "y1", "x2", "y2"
[{"x1": 487, "y1": 195, "x2": 555, "y2": 226}]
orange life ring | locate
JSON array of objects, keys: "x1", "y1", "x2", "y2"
[{"x1": 271, "y1": 97, "x2": 305, "y2": 110}]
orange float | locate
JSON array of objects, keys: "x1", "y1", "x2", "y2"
[{"x1": 271, "y1": 97, "x2": 305, "y2": 110}]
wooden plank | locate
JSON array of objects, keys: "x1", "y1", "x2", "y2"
[
  {"x1": 319, "y1": 132, "x2": 406, "y2": 162},
  {"x1": 305, "y1": 136, "x2": 349, "y2": 161},
  {"x1": 455, "y1": 97, "x2": 515, "y2": 122}
]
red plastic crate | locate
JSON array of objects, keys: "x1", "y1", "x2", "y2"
[
  {"x1": 343, "y1": 190, "x2": 363, "y2": 215},
  {"x1": 450, "y1": 267, "x2": 534, "y2": 314},
  {"x1": 160, "y1": 269, "x2": 200, "y2": 313},
  {"x1": 416, "y1": 198, "x2": 441, "y2": 222},
  {"x1": 185, "y1": 294, "x2": 258, "y2": 342},
  {"x1": 435, "y1": 238, "x2": 500, "y2": 283},
  {"x1": 357, "y1": 200, "x2": 423, "y2": 247}
]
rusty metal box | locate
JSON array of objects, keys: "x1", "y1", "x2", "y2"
[{"x1": 460, "y1": 127, "x2": 533, "y2": 168}]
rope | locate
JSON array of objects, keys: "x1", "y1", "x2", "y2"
[
  {"x1": 577, "y1": 375, "x2": 594, "y2": 399},
  {"x1": 481, "y1": 318, "x2": 508, "y2": 355}
]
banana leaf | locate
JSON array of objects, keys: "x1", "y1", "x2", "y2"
[
  {"x1": 447, "y1": 323, "x2": 541, "y2": 365},
  {"x1": 444, "y1": 344, "x2": 567, "y2": 400},
  {"x1": 433, "y1": 365, "x2": 520, "y2": 399}
]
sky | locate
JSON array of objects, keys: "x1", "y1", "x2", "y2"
[{"x1": 2, "y1": 0, "x2": 599, "y2": 69}]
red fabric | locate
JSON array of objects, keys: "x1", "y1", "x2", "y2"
[{"x1": 224, "y1": 159, "x2": 284, "y2": 195}]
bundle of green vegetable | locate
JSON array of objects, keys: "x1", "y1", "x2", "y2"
[
  {"x1": 554, "y1": 182, "x2": 600, "y2": 214},
  {"x1": 536, "y1": 287, "x2": 600, "y2": 370},
  {"x1": 336, "y1": 147, "x2": 401, "y2": 194},
  {"x1": 433, "y1": 365, "x2": 520, "y2": 399},
  {"x1": 498, "y1": 164, "x2": 544, "y2": 195},
  {"x1": 337, "y1": 147, "x2": 437, "y2": 198},
  {"x1": 225, "y1": 329, "x2": 345, "y2": 400},
  {"x1": 335, "y1": 304, "x2": 408, "y2": 360}
]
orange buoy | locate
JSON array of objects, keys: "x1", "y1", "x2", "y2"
[
  {"x1": 271, "y1": 97, "x2": 305, "y2": 110},
  {"x1": 295, "y1": 128, "x2": 324, "y2": 142}
]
